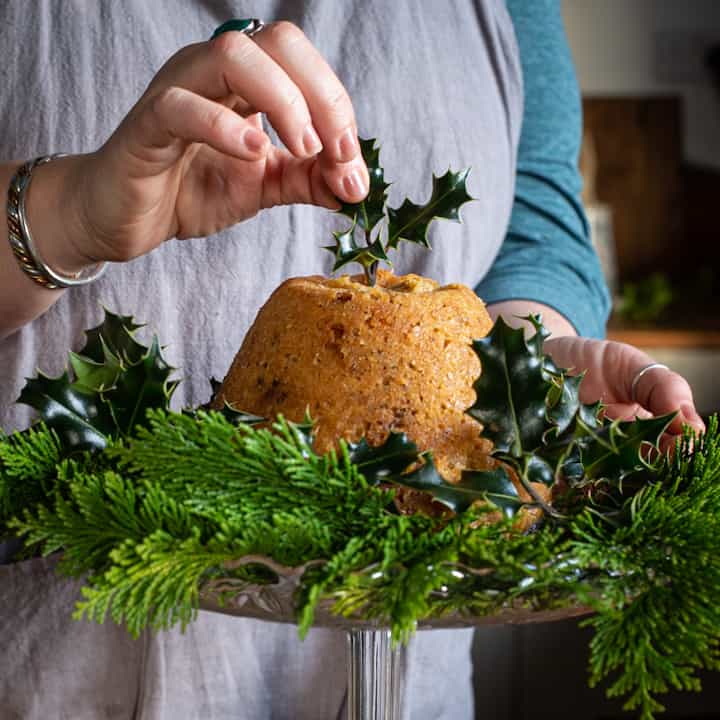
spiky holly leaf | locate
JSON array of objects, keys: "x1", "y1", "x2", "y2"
[
  {"x1": 577, "y1": 414, "x2": 674, "y2": 482},
  {"x1": 545, "y1": 373, "x2": 585, "y2": 439},
  {"x1": 17, "y1": 372, "x2": 113, "y2": 452},
  {"x1": 214, "y1": 405, "x2": 265, "y2": 426},
  {"x1": 468, "y1": 316, "x2": 551, "y2": 457},
  {"x1": 395, "y1": 454, "x2": 522, "y2": 516},
  {"x1": 467, "y1": 314, "x2": 676, "y2": 523},
  {"x1": 346, "y1": 431, "x2": 526, "y2": 516},
  {"x1": 102, "y1": 336, "x2": 177, "y2": 435},
  {"x1": 459, "y1": 467, "x2": 525, "y2": 518},
  {"x1": 329, "y1": 139, "x2": 475, "y2": 284},
  {"x1": 386, "y1": 168, "x2": 473, "y2": 250},
  {"x1": 338, "y1": 138, "x2": 390, "y2": 233},
  {"x1": 323, "y1": 222, "x2": 389, "y2": 274},
  {"x1": 68, "y1": 339, "x2": 122, "y2": 394},
  {"x1": 347, "y1": 432, "x2": 421, "y2": 485},
  {"x1": 79, "y1": 309, "x2": 146, "y2": 365},
  {"x1": 194, "y1": 379, "x2": 265, "y2": 426},
  {"x1": 17, "y1": 310, "x2": 178, "y2": 453}
]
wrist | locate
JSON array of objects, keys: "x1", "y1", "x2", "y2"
[
  {"x1": 486, "y1": 300, "x2": 577, "y2": 339},
  {"x1": 25, "y1": 153, "x2": 102, "y2": 276}
]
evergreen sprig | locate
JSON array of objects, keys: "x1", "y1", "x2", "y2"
[{"x1": 0, "y1": 424, "x2": 61, "y2": 536}]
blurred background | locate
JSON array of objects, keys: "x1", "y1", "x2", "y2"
[
  {"x1": 570, "y1": 0, "x2": 720, "y2": 420},
  {"x1": 473, "y1": 3, "x2": 720, "y2": 718}
]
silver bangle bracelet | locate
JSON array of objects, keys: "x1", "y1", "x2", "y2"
[{"x1": 7, "y1": 155, "x2": 107, "y2": 290}]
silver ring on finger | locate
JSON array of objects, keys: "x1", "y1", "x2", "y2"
[{"x1": 630, "y1": 362, "x2": 670, "y2": 403}]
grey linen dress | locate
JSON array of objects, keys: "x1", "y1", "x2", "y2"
[{"x1": 0, "y1": 1, "x2": 522, "y2": 718}]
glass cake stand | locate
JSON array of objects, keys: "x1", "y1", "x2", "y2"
[{"x1": 199, "y1": 555, "x2": 590, "y2": 720}]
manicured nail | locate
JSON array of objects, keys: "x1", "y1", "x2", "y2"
[
  {"x1": 244, "y1": 128, "x2": 267, "y2": 153},
  {"x1": 337, "y1": 127, "x2": 358, "y2": 162},
  {"x1": 342, "y1": 169, "x2": 368, "y2": 198},
  {"x1": 302, "y1": 124, "x2": 323, "y2": 156}
]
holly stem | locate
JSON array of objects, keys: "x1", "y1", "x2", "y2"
[
  {"x1": 364, "y1": 227, "x2": 378, "y2": 286},
  {"x1": 366, "y1": 261, "x2": 379, "y2": 287}
]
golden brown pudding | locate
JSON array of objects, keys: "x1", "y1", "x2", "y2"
[{"x1": 215, "y1": 270, "x2": 548, "y2": 520}]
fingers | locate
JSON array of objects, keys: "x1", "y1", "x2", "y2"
[
  {"x1": 151, "y1": 24, "x2": 368, "y2": 202},
  {"x1": 632, "y1": 364, "x2": 705, "y2": 435},
  {"x1": 119, "y1": 86, "x2": 270, "y2": 172},
  {"x1": 602, "y1": 402, "x2": 653, "y2": 422},
  {"x1": 260, "y1": 148, "x2": 340, "y2": 210},
  {"x1": 545, "y1": 337, "x2": 705, "y2": 438},
  {"x1": 251, "y1": 22, "x2": 368, "y2": 199}
]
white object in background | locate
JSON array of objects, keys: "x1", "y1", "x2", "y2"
[{"x1": 586, "y1": 203, "x2": 619, "y2": 298}]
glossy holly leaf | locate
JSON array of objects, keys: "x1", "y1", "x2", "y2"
[
  {"x1": 468, "y1": 316, "x2": 551, "y2": 457},
  {"x1": 524, "y1": 453, "x2": 555, "y2": 487},
  {"x1": 386, "y1": 168, "x2": 473, "y2": 250},
  {"x1": 328, "y1": 138, "x2": 475, "y2": 284},
  {"x1": 78, "y1": 309, "x2": 146, "y2": 365},
  {"x1": 324, "y1": 222, "x2": 389, "y2": 273},
  {"x1": 102, "y1": 336, "x2": 177, "y2": 434},
  {"x1": 188, "y1": 380, "x2": 266, "y2": 426},
  {"x1": 347, "y1": 432, "x2": 421, "y2": 485},
  {"x1": 578, "y1": 413, "x2": 674, "y2": 482},
  {"x1": 545, "y1": 373, "x2": 583, "y2": 437},
  {"x1": 217, "y1": 405, "x2": 265, "y2": 426},
  {"x1": 396, "y1": 455, "x2": 522, "y2": 516},
  {"x1": 68, "y1": 341, "x2": 122, "y2": 394},
  {"x1": 558, "y1": 443, "x2": 585, "y2": 486},
  {"x1": 460, "y1": 467, "x2": 525, "y2": 518},
  {"x1": 337, "y1": 138, "x2": 390, "y2": 233},
  {"x1": 17, "y1": 372, "x2": 113, "y2": 452}
]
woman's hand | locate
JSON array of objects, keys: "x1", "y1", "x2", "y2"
[
  {"x1": 45, "y1": 22, "x2": 368, "y2": 272},
  {"x1": 544, "y1": 335, "x2": 705, "y2": 441}
]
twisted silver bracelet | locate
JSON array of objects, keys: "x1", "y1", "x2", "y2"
[{"x1": 7, "y1": 155, "x2": 107, "y2": 290}]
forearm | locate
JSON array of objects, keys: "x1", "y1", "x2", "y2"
[
  {"x1": 0, "y1": 156, "x2": 92, "y2": 339},
  {"x1": 485, "y1": 299, "x2": 577, "y2": 339}
]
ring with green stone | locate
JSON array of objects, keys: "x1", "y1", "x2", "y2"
[{"x1": 211, "y1": 19, "x2": 266, "y2": 40}]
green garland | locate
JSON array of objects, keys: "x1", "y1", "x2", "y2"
[{"x1": 2, "y1": 310, "x2": 720, "y2": 719}]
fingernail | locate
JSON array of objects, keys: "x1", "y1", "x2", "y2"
[
  {"x1": 681, "y1": 403, "x2": 705, "y2": 430},
  {"x1": 302, "y1": 124, "x2": 323, "y2": 156},
  {"x1": 244, "y1": 128, "x2": 267, "y2": 153},
  {"x1": 342, "y1": 169, "x2": 368, "y2": 198},
  {"x1": 337, "y1": 127, "x2": 358, "y2": 162}
]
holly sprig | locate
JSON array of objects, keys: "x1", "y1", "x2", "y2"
[
  {"x1": 17, "y1": 310, "x2": 179, "y2": 453},
  {"x1": 326, "y1": 138, "x2": 474, "y2": 285}
]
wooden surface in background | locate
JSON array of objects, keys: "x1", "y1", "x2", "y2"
[
  {"x1": 682, "y1": 164, "x2": 720, "y2": 278},
  {"x1": 582, "y1": 97, "x2": 684, "y2": 282},
  {"x1": 607, "y1": 327, "x2": 720, "y2": 348}
]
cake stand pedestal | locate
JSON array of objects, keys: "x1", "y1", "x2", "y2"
[{"x1": 347, "y1": 629, "x2": 405, "y2": 720}]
